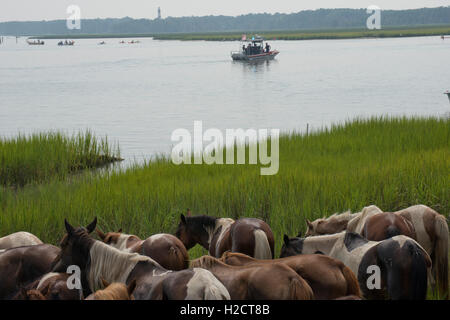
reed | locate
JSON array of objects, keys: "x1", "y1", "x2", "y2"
[{"x1": 0, "y1": 131, "x2": 121, "y2": 187}]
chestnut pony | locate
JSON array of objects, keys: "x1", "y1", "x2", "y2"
[
  {"x1": 85, "y1": 278, "x2": 136, "y2": 300},
  {"x1": 176, "y1": 211, "x2": 274, "y2": 259},
  {"x1": 190, "y1": 255, "x2": 314, "y2": 300},
  {"x1": 96, "y1": 228, "x2": 188, "y2": 270},
  {"x1": 220, "y1": 251, "x2": 361, "y2": 299},
  {"x1": 52, "y1": 218, "x2": 230, "y2": 300}
]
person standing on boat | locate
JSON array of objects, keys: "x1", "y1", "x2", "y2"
[{"x1": 265, "y1": 43, "x2": 271, "y2": 53}]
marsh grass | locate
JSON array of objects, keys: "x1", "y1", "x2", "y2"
[
  {"x1": 0, "y1": 131, "x2": 121, "y2": 187},
  {"x1": 152, "y1": 25, "x2": 450, "y2": 41},
  {"x1": 0, "y1": 116, "x2": 447, "y2": 259}
]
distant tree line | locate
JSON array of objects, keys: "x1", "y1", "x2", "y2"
[{"x1": 1, "y1": 7, "x2": 450, "y2": 36}]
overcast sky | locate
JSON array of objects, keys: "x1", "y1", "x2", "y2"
[{"x1": 0, "y1": 1, "x2": 448, "y2": 22}]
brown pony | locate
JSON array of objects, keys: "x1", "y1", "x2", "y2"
[
  {"x1": 52, "y1": 218, "x2": 230, "y2": 300},
  {"x1": 0, "y1": 244, "x2": 60, "y2": 300},
  {"x1": 96, "y1": 228, "x2": 189, "y2": 270},
  {"x1": 362, "y1": 212, "x2": 415, "y2": 241},
  {"x1": 176, "y1": 210, "x2": 274, "y2": 259},
  {"x1": 85, "y1": 278, "x2": 136, "y2": 300},
  {"x1": 220, "y1": 251, "x2": 361, "y2": 300},
  {"x1": 190, "y1": 255, "x2": 314, "y2": 300}
]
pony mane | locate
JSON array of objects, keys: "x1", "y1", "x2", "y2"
[
  {"x1": 190, "y1": 255, "x2": 224, "y2": 269},
  {"x1": 328, "y1": 210, "x2": 353, "y2": 222},
  {"x1": 88, "y1": 241, "x2": 156, "y2": 292}
]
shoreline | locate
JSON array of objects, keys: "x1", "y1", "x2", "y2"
[{"x1": 24, "y1": 25, "x2": 450, "y2": 41}]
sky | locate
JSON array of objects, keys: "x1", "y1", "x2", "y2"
[{"x1": 0, "y1": 0, "x2": 449, "y2": 22}]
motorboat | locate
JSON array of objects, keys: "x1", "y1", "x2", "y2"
[
  {"x1": 27, "y1": 39, "x2": 45, "y2": 45},
  {"x1": 231, "y1": 36, "x2": 279, "y2": 61},
  {"x1": 58, "y1": 40, "x2": 75, "y2": 46}
]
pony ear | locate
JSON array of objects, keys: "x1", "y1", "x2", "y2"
[
  {"x1": 306, "y1": 219, "x2": 313, "y2": 228},
  {"x1": 96, "y1": 228, "x2": 106, "y2": 240},
  {"x1": 117, "y1": 228, "x2": 122, "y2": 233},
  {"x1": 100, "y1": 277, "x2": 110, "y2": 288},
  {"x1": 65, "y1": 219, "x2": 75, "y2": 235},
  {"x1": 283, "y1": 234, "x2": 290, "y2": 246},
  {"x1": 86, "y1": 217, "x2": 97, "y2": 234},
  {"x1": 180, "y1": 214, "x2": 187, "y2": 224},
  {"x1": 128, "y1": 279, "x2": 137, "y2": 296}
]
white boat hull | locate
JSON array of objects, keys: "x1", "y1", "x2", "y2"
[{"x1": 231, "y1": 50, "x2": 279, "y2": 61}]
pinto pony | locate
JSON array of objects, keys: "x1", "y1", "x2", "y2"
[
  {"x1": 190, "y1": 255, "x2": 314, "y2": 300},
  {"x1": 96, "y1": 229, "x2": 189, "y2": 270},
  {"x1": 0, "y1": 232, "x2": 43, "y2": 250},
  {"x1": 176, "y1": 211, "x2": 274, "y2": 259},
  {"x1": 305, "y1": 205, "x2": 449, "y2": 298},
  {"x1": 281, "y1": 232, "x2": 431, "y2": 300},
  {"x1": 14, "y1": 272, "x2": 83, "y2": 300},
  {"x1": 220, "y1": 251, "x2": 360, "y2": 300},
  {"x1": 52, "y1": 218, "x2": 230, "y2": 300}
]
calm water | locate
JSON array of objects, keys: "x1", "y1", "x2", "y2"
[{"x1": 0, "y1": 36, "x2": 449, "y2": 163}]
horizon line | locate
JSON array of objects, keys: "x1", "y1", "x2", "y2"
[{"x1": 1, "y1": 6, "x2": 449, "y2": 24}]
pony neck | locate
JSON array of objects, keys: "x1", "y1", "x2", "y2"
[
  {"x1": 303, "y1": 232, "x2": 345, "y2": 255},
  {"x1": 87, "y1": 240, "x2": 156, "y2": 292}
]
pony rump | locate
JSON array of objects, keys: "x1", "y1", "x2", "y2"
[
  {"x1": 434, "y1": 214, "x2": 449, "y2": 299},
  {"x1": 88, "y1": 241, "x2": 154, "y2": 292}
]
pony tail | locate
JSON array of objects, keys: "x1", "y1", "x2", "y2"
[
  {"x1": 290, "y1": 277, "x2": 314, "y2": 300},
  {"x1": 434, "y1": 214, "x2": 449, "y2": 299},
  {"x1": 341, "y1": 265, "x2": 362, "y2": 298}
]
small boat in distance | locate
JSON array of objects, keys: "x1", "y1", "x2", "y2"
[
  {"x1": 231, "y1": 35, "x2": 279, "y2": 61},
  {"x1": 444, "y1": 90, "x2": 450, "y2": 103},
  {"x1": 58, "y1": 40, "x2": 75, "y2": 46},
  {"x1": 98, "y1": 41, "x2": 106, "y2": 45},
  {"x1": 27, "y1": 39, "x2": 45, "y2": 45}
]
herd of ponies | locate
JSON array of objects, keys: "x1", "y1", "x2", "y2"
[{"x1": 0, "y1": 204, "x2": 447, "y2": 300}]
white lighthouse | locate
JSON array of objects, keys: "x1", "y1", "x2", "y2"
[{"x1": 157, "y1": 7, "x2": 161, "y2": 19}]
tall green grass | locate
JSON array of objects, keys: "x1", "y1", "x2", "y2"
[
  {"x1": 0, "y1": 131, "x2": 121, "y2": 187},
  {"x1": 0, "y1": 116, "x2": 448, "y2": 262}
]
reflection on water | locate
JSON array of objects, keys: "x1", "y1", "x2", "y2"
[{"x1": 0, "y1": 36, "x2": 449, "y2": 164}]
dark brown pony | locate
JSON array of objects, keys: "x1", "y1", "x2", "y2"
[
  {"x1": 190, "y1": 255, "x2": 314, "y2": 300},
  {"x1": 220, "y1": 251, "x2": 361, "y2": 299},
  {"x1": 362, "y1": 212, "x2": 415, "y2": 241},
  {"x1": 96, "y1": 228, "x2": 189, "y2": 270},
  {"x1": 0, "y1": 244, "x2": 60, "y2": 300},
  {"x1": 176, "y1": 211, "x2": 274, "y2": 259},
  {"x1": 52, "y1": 218, "x2": 230, "y2": 300}
]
